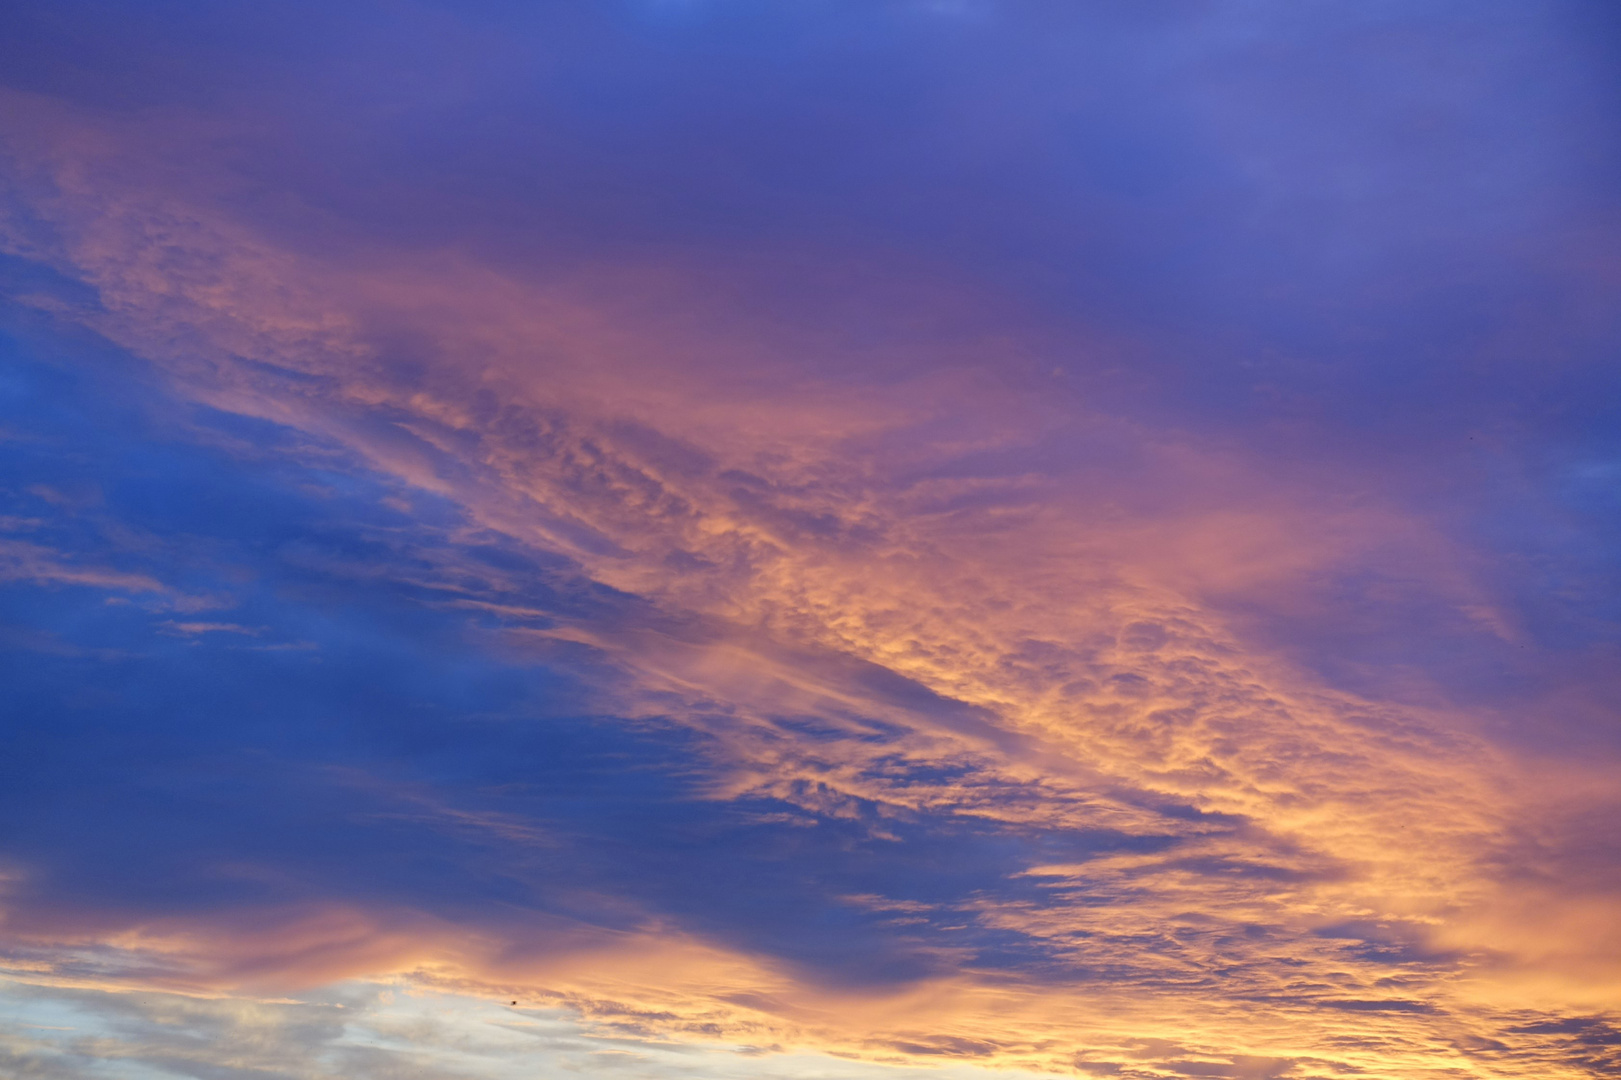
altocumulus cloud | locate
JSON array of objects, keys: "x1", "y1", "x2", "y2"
[{"x1": 2, "y1": 2, "x2": 1621, "y2": 1079}]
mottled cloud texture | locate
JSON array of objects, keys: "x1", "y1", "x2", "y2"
[{"x1": 2, "y1": 2, "x2": 1620, "y2": 1078}]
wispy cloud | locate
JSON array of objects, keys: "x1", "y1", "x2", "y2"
[{"x1": 0, "y1": 537, "x2": 164, "y2": 594}]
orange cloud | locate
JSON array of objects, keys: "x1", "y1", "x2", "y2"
[{"x1": 2, "y1": 89, "x2": 1618, "y2": 1079}]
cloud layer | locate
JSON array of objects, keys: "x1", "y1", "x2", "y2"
[{"x1": 2, "y1": 3, "x2": 1620, "y2": 1078}]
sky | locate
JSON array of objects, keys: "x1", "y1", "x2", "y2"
[{"x1": 1, "y1": 2, "x2": 1619, "y2": 1078}]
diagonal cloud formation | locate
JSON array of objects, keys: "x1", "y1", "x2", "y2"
[{"x1": 1, "y1": 3, "x2": 1619, "y2": 1077}]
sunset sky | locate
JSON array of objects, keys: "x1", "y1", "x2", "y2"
[{"x1": 2, "y1": 3, "x2": 1620, "y2": 1078}]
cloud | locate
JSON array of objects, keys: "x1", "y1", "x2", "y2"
[
  {"x1": 0, "y1": 3, "x2": 1619, "y2": 1078},
  {"x1": 0, "y1": 537, "x2": 164, "y2": 594}
]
